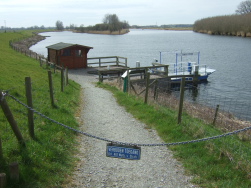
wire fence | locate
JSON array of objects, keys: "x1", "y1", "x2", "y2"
[
  {"x1": 1, "y1": 85, "x2": 251, "y2": 146},
  {"x1": 1, "y1": 75, "x2": 251, "y2": 175},
  {"x1": 106, "y1": 75, "x2": 251, "y2": 140},
  {"x1": 1, "y1": 70, "x2": 251, "y2": 183}
]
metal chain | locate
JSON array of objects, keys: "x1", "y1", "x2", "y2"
[{"x1": 6, "y1": 93, "x2": 251, "y2": 147}]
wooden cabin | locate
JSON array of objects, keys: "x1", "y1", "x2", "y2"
[{"x1": 46, "y1": 42, "x2": 93, "y2": 69}]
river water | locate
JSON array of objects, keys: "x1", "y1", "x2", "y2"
[{"x1": 30, "y1": 29, "x2": 251, "y2": 120}]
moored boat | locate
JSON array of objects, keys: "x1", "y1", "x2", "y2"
[{"x1": 152, "y1": 50, "x2": 216, "y2": 82}]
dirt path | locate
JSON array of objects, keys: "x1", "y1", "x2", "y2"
[{"x1": 64, "y1": 69, "x2": 196, "y2": 188}]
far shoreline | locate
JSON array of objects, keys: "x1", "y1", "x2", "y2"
[
  {"x1": 74, "y1": 29, "x2": 130, "y2": 35},
  {"x1": 131, "y1": 27, "x2": 193, "y2": 31}
]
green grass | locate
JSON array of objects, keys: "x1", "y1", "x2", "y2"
[
  {"x1": 0, "y1": 30, "x2": 81, "y2": 187},
  {"x1": 98, "y1": 82, "x2": 251, "y2": 188}
]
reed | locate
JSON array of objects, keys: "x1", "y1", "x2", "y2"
[{"x1": 193, "y1": 13, "x2": 251, "y2": 37}]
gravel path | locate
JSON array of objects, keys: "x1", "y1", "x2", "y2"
[{"x1": 66, "y1": 69, "x2": 197, "y2": 188}]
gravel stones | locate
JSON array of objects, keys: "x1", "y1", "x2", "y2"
[{"x1": 66, "y1": 69, "x2": 197, "y2": 188}]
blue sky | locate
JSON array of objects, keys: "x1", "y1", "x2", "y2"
[{"x1": 0, "y1": 0, "x2": 242, "y2": 28}]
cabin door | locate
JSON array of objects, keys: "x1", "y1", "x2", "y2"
[{"x1": 74, "y1": 49, "x2": 85, "y2": 68}]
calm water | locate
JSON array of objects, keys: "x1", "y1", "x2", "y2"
[{"x1": 31, "y1": 29, "x2": 251, "y2": 120}]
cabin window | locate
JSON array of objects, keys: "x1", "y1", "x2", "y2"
[
  {"x1": 62, "y1": 49, "x2": 71, "y2": 56},
  {"x1": 75, "y1": 50, "x2": 82, "y2": 57}
]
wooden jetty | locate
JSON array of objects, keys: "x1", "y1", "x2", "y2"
[{"x1": 87, "y1": 56, "x2": 200, "y2": 87}]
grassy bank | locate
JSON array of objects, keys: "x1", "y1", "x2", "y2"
[
  {"x1": 0, "y1": 30, "x2": 81, "y2": 187},
  {"x1": 98, "y1": 82, "x2": 251, "y2": 188}
]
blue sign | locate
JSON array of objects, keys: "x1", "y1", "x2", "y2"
[{"x1": 106, "y1": 143, "x2": 141, "y2": 160}]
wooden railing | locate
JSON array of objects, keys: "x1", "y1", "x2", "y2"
[{"x1": 87, "y1": 56, "x2": 127, "y2": 67}]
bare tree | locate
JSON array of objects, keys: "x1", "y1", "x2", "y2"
[
  {"x1": 56, "y1": 20, "x2": 64, "y2": 30},
  {"x1": 102, "y1": 14, "x2": 121, "y2": 32},
  {"x1": 103, "y1": 14, "x2": 119, "y2": 24},
  {"x1": 236, "y1": 0, "x2": 251, "y2": 14}
]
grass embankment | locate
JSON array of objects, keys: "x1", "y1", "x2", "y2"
[
  {"x1": 0, "y1": 30, "x2": 81, "y2": 187},
  {"x1": 98, "y1": 82, "x2": 251, "y2": 188}
]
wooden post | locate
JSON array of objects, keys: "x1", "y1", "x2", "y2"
[
  {"x1": 0, "y1": 91, "x2": 25, "y2": 145},
  {"x1": 98, "y1": 71, "x2": 103, "y2": 82},
  {"x1": 53, "y1": 63, "x2": 56, "y2": 73},
  {"x1": 25, "y1": 77, "x2": 35, "y2": 139},
  {"x1": 0, "y1": 173, "x2": 6, "y2": 188},
  {"x1": 65, "y1": 67, "x2": 68, "y2": 85},
  {"x1": 46, "y1": 59, "x2": 49, "y2": 69},
  {"x1": 213, "y1": 104, "x2": 220, "y2": 125},
  {"x1": 167, "y1": 77, "x2": 171, "y2": 92},
  {"x1": 144, "y1": 72, "x2": 150, "y2": 104},
  {"x1": 39, "y1": 57, "x2": 42, "y2": 67},
  {"x1": 154, "y1": 79, "x2": 159, "y2": 100},
  {"x1": 164, "y1": 65, "x2": 169, "y2": 76},
  {"x1": 127, "y1": 69, "x2": 130, "y2": 93},
  {"x1": 193, "y1": 65, "x2": 199, "y2": 87},
  {"x1": 0, "y1": 138, "x2": 2, "y2": 159},
  {"x1": 116, "y1": 56, "x2": 119, "y2": 66},
  {"x1": 61, "y1": 69, "x2": 64, "y2": 92},
  {"x1": 9, "y1": 162, "x2": 19, "y2": 182},
  {"x1": 178, "y1": 77, "x2": 185, "y2": 124},
  {"x1": 48, "y1": 71, "x2": 55, "y2": 107}
]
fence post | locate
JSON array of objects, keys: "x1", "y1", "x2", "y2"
[
  {"x1": 193, "y1": 65, "x2": 199, "y2": 87},
  {"x1": 154, "y1": 79, "x2": 159, "y2": 100},
  {"x1": 144, "y1": 72, "x2": 150, "y2": 104},
  {"x1": 167, "y1": 77, "x2": 171, "y2": 92},
  {"x1": 116, "y1": 56, "x2": 119, "y2": 66},
  {"x1": 0, "y1": 173, "x2": 6, "y2": 188},
  {"x1": 178, "y1": 77, "x2": 185, "y2": 124},
  {"x1": 98, "y1": 71, "x2": 103, "y2": 82},
  {"x1": 128, "y1": 70, "x2": 131, "y2": 94},
  {"x1": 164, "y1": 65, "x2": 169, "y2": 76},
  {"x1": 213, "y1": 104, "x2": 220, "y2": 125},
  {"x1": 46, "y1": 59, "x2": 49, "y2": 69},
  {"x1": 48, "y1": 71, "x2": 55, "y2": 107},
  {"x1": 0, "y1": 138, "x2": 2, "y2": 159},
  {"x1": 25, "y1": 77, "x2": 35, "y2": 139},
  {"x1": 39, "y1": 57, "x2": 42, "y2": 67},
  {"x1": 99, "y1": 58, "x2": 101, "y2": 67},
  {"x1": 9, "y1": 162, "x2": 19, "y2": 182},
  {"x1": 65, "y1": 67, "x2": 68, "y2": 85},
  {"x1": 0, "y1": 91, "x2": 25, "y2": 145},
  {"x1": 61, "y1": 69, "x2": 64, "y2": 92}
]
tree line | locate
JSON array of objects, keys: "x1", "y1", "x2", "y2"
[
  {"x1": 193, "y1": 0, "x2": 251, "y2": 37},
  {"x1": 193, "y1": 13, "x2": 251, "y2": 36},
  {"x1": 74, "y1": 14, "x2": 129, "y2": 33}
]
